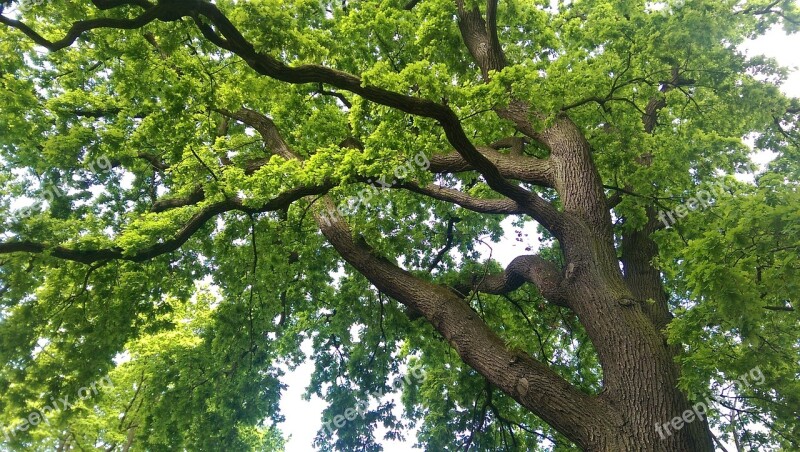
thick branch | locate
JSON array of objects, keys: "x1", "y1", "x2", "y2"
[
  {"x1": 398, "y1": 182, "x2": 525, "y2": 215},
  {"x1": 621, "y1": 66, "x2": 694, "y2": 328},
  {"x1": 429, "y1": 148, "x2": 554, "y2": 187},
  {"x1": 215, "y1": 107, "x2": 296, "y2": 159},
  {"x1": 150, "y1": 186, "x2": 205, "y2": 213},
  {"x1": 457, "y1": 6, "x2": 612, "y2": 238},
  {"x1": 620, "y1": 208, "x2": 673, "y2": 330},
  {"x1": 313, "y1": 198, "x2": 617, "y2": 447},
  {"x1": 490, "y1": 137, "x2": 525, "y2": 155},
  {"x1": 189, "y1": 3, "x2": 564, "y2": 230},
  {"x1": 454, "y1": 255, "x2": 568, "y2": 307},
  {"x1": 456, "y1": 0, "x2": 507, "y2": 80}
]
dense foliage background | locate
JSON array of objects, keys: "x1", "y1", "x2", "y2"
[{"x1": 0, "y1": 0, "x2": 798, "y2": 450}]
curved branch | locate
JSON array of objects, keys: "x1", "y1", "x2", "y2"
[
  {"x1": 215, "y1": 107, "x2": 296, "y2": 159},
  {"x1": 3, "y1": 1, "x2": 563, "y2": 235},
  {"x1": 454, "y1": 255, "x2": 568, "y2": 307},
  {"x1": 0, "y1": 7, "x2": 162, "y2": 52},
  {"x1": 398, "y1": 182, "x2": 525, "y2": 214},
  {"x1": 190, "y1": 3, "x2": 562, "y2": 229},
  {"x1": 0, "y1": 183, "x2": 332, "y2": 264}
]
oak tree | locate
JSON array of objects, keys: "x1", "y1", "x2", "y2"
[{"x1": 1, "y1": 0, "x2": 799, "y2": 450}]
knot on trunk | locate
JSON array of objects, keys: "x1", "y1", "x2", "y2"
[{"x1": 516, "y1": 377, "x2": 529, "y2": 396}]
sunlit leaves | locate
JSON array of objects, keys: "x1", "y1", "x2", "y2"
[{"x1": 0, "y1": 0, "x2": 799, "y2": 450}]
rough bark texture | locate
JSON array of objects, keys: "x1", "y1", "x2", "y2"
[{"x1": 0, "y1": 1, "x2": 720, "y2": 450}]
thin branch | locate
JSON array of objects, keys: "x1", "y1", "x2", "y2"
[
  {"x1": 0, "y1": 184, "x2": 332, "y2": 264},
  {"x1": 0, "y1": 6, "x2": 162, "y2": 51},
  {"x1": 314, "y1": 83, "x2": 352, "y2": 108},
  {"x1": 189, "y1": 146, "x2": 221, "y2": 185},
  {"x1": 426, "y1": 216, "x2": 459, "y2": 272}
]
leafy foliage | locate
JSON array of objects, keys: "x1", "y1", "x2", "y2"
[{"x1": 0, "y1": 0, "x2": 798, "y2": 450}]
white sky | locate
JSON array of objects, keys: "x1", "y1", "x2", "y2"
[{"x1": 278, "y1": 27, "x2": 800, "y2": 452}]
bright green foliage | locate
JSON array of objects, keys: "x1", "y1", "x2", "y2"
[
  {"x1": 660, "y1": 174, "x2": 800, "y2": 448},
  {"x1": 0, "y1": 0, "x2": 798, "y2": 450}
]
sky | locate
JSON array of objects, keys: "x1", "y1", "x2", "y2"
[{"x1": 277, "y1": 25, "x2": 800, "y2": 452}]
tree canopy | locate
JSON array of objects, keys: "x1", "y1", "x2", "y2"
[{"x1": 0, "y1": 0, "x2": 798, "y2": 450}]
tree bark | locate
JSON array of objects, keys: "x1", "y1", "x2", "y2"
[{"x1": 454, "y1": 3, "x2": 716, "y2": 450}]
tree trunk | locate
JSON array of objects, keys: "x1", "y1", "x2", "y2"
[{"x1": 560, "y1": 224, "x2": 715, "y2": 450}]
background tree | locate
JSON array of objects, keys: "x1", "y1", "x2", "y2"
[{"x1": 0, "y1": 0, "x2": 798, "y2": 450}]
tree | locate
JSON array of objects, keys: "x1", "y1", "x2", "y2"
[{"x1": 0, "y1": 0, "x2": 798, "y2": 450}]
